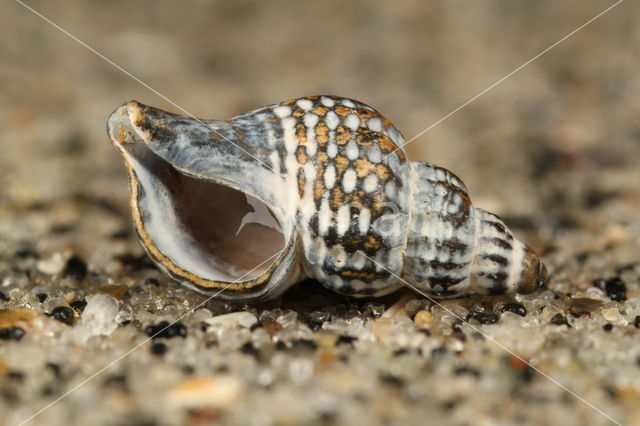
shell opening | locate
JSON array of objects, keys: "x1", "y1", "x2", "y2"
[{"x1": 127, "y1": 147, "x2": 286, "y2": 283}]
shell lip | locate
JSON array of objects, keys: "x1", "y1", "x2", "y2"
[
  {"x1": 146, "y1": 228, "x2": 299, "y2": 303},
  {"x1": 108, "y1": 101, "x2": 174, "y2": 148},
  {"x1": 107, "y1": 103, "x2": 135, "y2": 147},
  {"x1": 107, "y1": 101, "x2": 298, "y2": 301}
]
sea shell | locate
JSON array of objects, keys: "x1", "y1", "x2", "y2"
[{"x1": 107, "y1": 95, "x2": 547, "y2": 302}]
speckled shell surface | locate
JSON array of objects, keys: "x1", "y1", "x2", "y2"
[{"x1": 107, "y1": 95, "x2": 547, "y2": 302}]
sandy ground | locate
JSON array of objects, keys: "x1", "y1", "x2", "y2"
[{"x1": 1, "y1": 1, "x2": 640, "y2": 425}]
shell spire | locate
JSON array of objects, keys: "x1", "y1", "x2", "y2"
[
  {"x1": 107, "y1": 96, "x2": 547, "y2": 302},
  {"x1": 404, "y1": 162, "x2": 547, "y2": 298}
]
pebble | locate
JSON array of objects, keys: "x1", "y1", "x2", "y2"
[
  {"x1": 308, "y1": 310, "x2": 329, "y2": 324},
  {"x1": 0, "y1": 291, "x2": 8, "y2": 301},
  {"x1": 634, "y1": 316, "x2": 640, "y2": 328},
  {"x1": 69, "y1": 299, "x2": 88, "y2": 314},
  {"x1": 0, "y1": 327, "x2": 25, "y2": 341},
  {"x1": 190, "y1": 309, "x2": 212, "y2": 323},
  {"x1": 277, "y1": 311, "x2": 298, "y2": 327},
  {"x1": 337, "y1": 335, "x2": 357, "y2": 345},
  {"x1": 8, "y1": 371, "x2": 25, "y2": 381},
  {"x1": 601, "y1": 307, "x2": 621, "y2": 322},
  {"x1": 96, "y1": 285, "x2": 129, "y2": 300},
  {"x1": 363, "y1": 302, "x2": 385, "y2": 319},
  {"x1": 372, "y1": 318, "x2": 393, "y2": 339},
  {"x1": 145, "y1": 321, "x2": 187, "y2": 339},
  {"x1": 0, "y1": 309, "x2": 37, "y2": 328},
  {"x1": 569, "y1": 298, "x2": 603, "y2": 317},
  {"x1": 0, "y1": 361, "x2": 9, "y2": 376},
  {"x1": 467, "y1": 311, "x2": 499, "y2": 324},
  {"x1": 306, "y1": 310, "x2": 328, "y2": 330},
  {"x1": 381, "y1": 294, "x2": 414, "y2": 319},
  {"x1": 15, "y1": 248, "x2": 38, "y2": 259},
  {"x1": 603, "y1": 323, "x2": 613, "y2": 332},
  {"x1": 205, "y1": 312, "x2": 258, "y2": 329},
  {"x1": 240, "y1": 342, "x2": 259, "y2": 357},
  {"x1": 307, "y1": 321, "x2": 322, "y2": 331},
  {"x1": 261, "y1": 320, "x2": 283, "y2": 337},
  {"x1": 403, "y1": 299, "x2": 426, "y2": 317},
  {"x1": 550, "y1": 314, "x2": 569, "y2": 326},
  {"x1": 288, "y1": 358, "x2": 314, "y2": 383},
  {"x1": 170, "y1": 376, "x2": 243, "y2": 409},
  {"x1": 314, "y1": 331, "x2": 339, "y2": 349},
  {"x1": 45, "y1": 363, "x2": 61, "y2": 378},
  {"x1": 81, "y1": 294, "x2": 120, "y2": 336},
  {"x1": 507, "y1": 356, "x2": 535, "y2": 383},
  {"x1": 507, "y1": 355, "x2": 530, "y2": 371},
  {"x1": 49, "y1": 306, "x2": 75, "y2": 325},
  {"x1": 430, "y1": 346, "x2": 447, "y2": 359},
  {"x1": 594, "y1": 277, "x2": 627, "y2": 302},
  {"x1": 63, "y1": 255, "x2": 88, "y2": 280},
  {"x1": 151, "y1": 342, "x2": 167, "y2": 356},
  {"x1": 414, "y1": 310, "x2": 432, "y2": 329},
  {"x1": 144, "y1": 278, "x2": 160, "y2": 287},
  {"x1": 500, "y1": 303, "x2": 527, "y2": 317},
  {"x1": 36, "y1": 293, "x2": 48, "y2": 303},
  {"x1": 251, "y1": 328, "x2": 271, "y2": 348},
  {"x1": 379, "y1": 373, "x2": 405, "y2": 388},
  {"x1": 102, "y1": 374, "x2": 127, "y2": 390},
  {"x1": 292, "y1": 339, "x2": 317, "y2": 349},
  {"x1": 36, "y1": 253, "x2": 66, "y2": 275},
  {"x1": 454, "y1": 366, "x2": 481, "y2": 378}
]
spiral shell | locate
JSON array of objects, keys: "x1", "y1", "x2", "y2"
[{"x1": 107, "y1": 95, "x2": 547, "y2": 302}]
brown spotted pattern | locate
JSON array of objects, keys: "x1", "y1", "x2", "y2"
[{"x1": 233, "y1": 96, "x2": 411, "y2": 296}]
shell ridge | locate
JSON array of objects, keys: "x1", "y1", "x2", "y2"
[
  {"x1": 468, "y1": 207, "x2": 483, "y2": 295},
  {"x1": 399, "y1": 162, "x2": 419, "y2": 287}
]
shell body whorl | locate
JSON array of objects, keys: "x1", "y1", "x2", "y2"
[{"x1": 107, "y1": 95, "x2": 546, "y2": 302}]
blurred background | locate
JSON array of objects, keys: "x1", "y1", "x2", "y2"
[
  {"x1": 2, "y1": 0, "x2": 638, "y2": 230},
  {"x1": 1, "y1": 1, "x2": 640, "y2": 424}
]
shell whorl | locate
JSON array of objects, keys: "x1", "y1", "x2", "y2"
[
  {"x1": 404, "y1": 162, "x2": 546, "y2": 298},
  {"x1": 107, "y1": 95, "x2": 547, "y2": 302}
]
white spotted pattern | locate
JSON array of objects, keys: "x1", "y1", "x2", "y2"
[
  {"x1": 318, "y1": 198, "x2": 332, "y2": 235},
  {"x1": 273, "y1": 105, "x2": 291, "y2": 118},
  {"x1": 296, "y1": 99, "x2": 313, "y2": 111},
  {"x1": 321, "y1": 97, "x2": 335, "y2": 107},
  {"x1": 281, "y1": 117, "x2": 297, "y2": 153},
  {"x1": 358, "y1": 208, "x2": 371, "y2": 234},
  {"x1": 341, "y1": 99, "x2": 355, "y2": 108},
  {"x1": 344, "y1": 114, "x2": 360, "y2": 131},
  {"x1": 327, "y1": 142, "x2": 338, "y2": 158},
  {"x1": 324, "y1": 165, "x2": 336, "y2": 189},
  {"x1": 325, "y1": 111, "x2": 339, "y2": 130},
  {"x1": 345, "y1": 140, "x2": 359, "y2": 160},
  {"x1": 303, "y1": 113, "x2": 319, "y2": 128},
  {"x1": 363, "y1": 173, "x2": 378, "y2": 192},
  {"x1": 342, "y1": 168, "x2": 357, "y2": 193},
  {"x1": 336, "y1": 205, "x2": 350, "y2": 236},
  {"x1": 367, "y1": 117, "x2": 382, "y2": 132}
]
